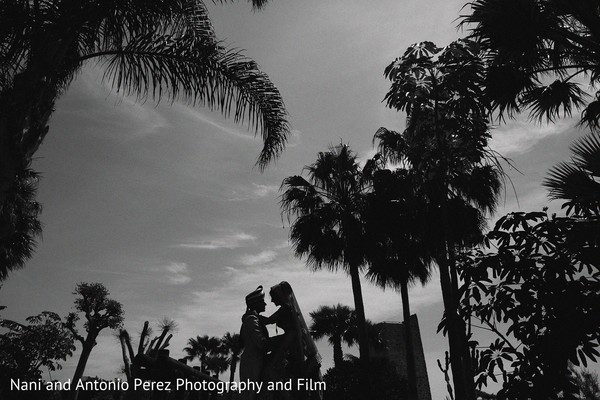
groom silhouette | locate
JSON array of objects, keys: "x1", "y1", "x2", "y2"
[{"x1": 239, "y1": 286, "x2": 269, "y2": 400}]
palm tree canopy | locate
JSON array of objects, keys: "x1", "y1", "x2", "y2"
[
  {"x1": 462, "y1": 0, "x2": 600, "y2": 126},
  {"x1": 309, "y1": 304, "x2": 357, "y2": 348},
  {"x1": 204, "y1": 354, "x2": 229, "y2": 376},
  {"x1": 0, "y1": 0, "x2": 288, "y2": 168},
  {"x1": 280, "y1": 143, "x2": 370, "y2": 271},
  {"x1": 183, "y1": 334, "x2": 221, "y2": 364},
  {"x1": 0, "y1": 167, "x2": 41, "y2": 280},
  {"x1": 363, "y1": 168, "x2": 433, "y2": 290},
  {"x1": 281, "y1": 143, "x2": 372, "y2": 361},
  {"x1": 220, "y1": 332, "x2": 243, "y2": 363},
  {"x1": 373, "y1": 127, "x2": 502, "y2": 219}
]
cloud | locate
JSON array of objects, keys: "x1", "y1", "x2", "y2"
[
  {"x1": 141, "y1": 261, "x2": 192, "y2": 285},
  {"x1": 61, "y1": 68, "x2": 170, "y2": 140},
  {"x1": 163, "y1": 262, "x2": 192, "y2": 285},
  {"x1": 177, "y1": 232, "x2": 256, "y2": 250},
  {"x1": 226, "y1": 183, "x2": 279, "y2": 201},
  {"x1": 490, "y1": 117, "x2": 576, "y2": 155},
  {"x1": 173, "y1": 104, "x2": 256, "y2": 141},
  {"x1": 170, "y1": 257, "x2": 443, "y2": 348},
  {"x1": 238, "y1": 250, "x2": 278, "y2": 266}
]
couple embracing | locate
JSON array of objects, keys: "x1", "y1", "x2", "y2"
[{"x1": 239, "y1": 282, "x2": 322, "y2": 400}]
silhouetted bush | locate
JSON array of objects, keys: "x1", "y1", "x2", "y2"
[{"x1": 323, "y1": 358, "x2": 407, "y2": 400}]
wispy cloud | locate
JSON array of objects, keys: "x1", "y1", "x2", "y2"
[
  {"x1": 141, "y1": 261, "x2": 192, "y2": 285},
  {"x1": 238, "y1": 250, "x2": 278, "y2": 266},
  {"x1": 63, "y1": 68, "x2": 170, "y2": 140},
  {"x1": 226, "y1": 183, "x2": 279, "y2": 201},
  {"x1": 163, "y1": 262, "x2": 192, "y2": 285},
  {"x1": 490, "y1": 117, "x2": 577, "y2": 155},
  {"x1": 173, "y1": 104, "x2": 256, "y2": 140},
  {"x1": 177, "y1": 232, "x2": 256, "y2": 250}
]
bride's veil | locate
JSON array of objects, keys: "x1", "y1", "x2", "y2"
[{"x1": 271, "y1": 281, "x2": 322, "y2": 372}]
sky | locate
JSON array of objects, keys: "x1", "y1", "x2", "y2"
[{"x1": 0, "y1": 0, "x2": 596, "y2": 399}]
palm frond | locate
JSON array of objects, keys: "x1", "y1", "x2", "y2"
[
  {"x1": 309, "y1": 304, "x2": 356, "y2": 346},
  {"x1": 484, "y1": 64, "x2": 536, "y2": 118},
  {"x1": 0, "y1": 167, "x2": 42, "y2": 281},
  {"x1": 94, "y1": 28, "x2": 288, "y2": 167},
  {"x1": 214, "y1": 0, "x2": 270, "y2": 11},
  {"x1": 544, "y1": 133, "x2": 600, "y2": 216},
  {"x1": 570, "y1": 131, "x2": 600, "y2": 177},
  {"x1": 523, "y1": 80, "x2": 587, "y2": 123},
  {"x1": 373, "y1": 127, "x2": 407, "y2": 165},
  {"x1": 451, "y1": 164, "x2": 502, "y2": 215},
  {"x1": 579, "y1": 99, "x2": 600, "y2": 131}
]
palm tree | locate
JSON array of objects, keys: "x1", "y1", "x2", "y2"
[
  {"x1": 309, "y1": 304, "x2": 357, "y2": 369},
  {"x1": 544, "y1": 132, "x2": 600, "y2": 217},
  {"x1": 462, "y1": 0, "x2": 600, "y2": 126},
  {"x1": 363, "y1": 167, "x2": 432, "y2": 399},
  {"x1": 380, "y1": 40, "x2": 502, "y2": 400},
  {"x1": 0, "y1": 0, "x2": 289, "y2": 278},
  {"x1": 220, "y1": 332, "x2": 243, "y2": 385},
  {"x1": 281, "y1": 144, "x2": 371, "y2": 362},
  {"x1": 204, "y1": 353, "x2": 229, "y2": 379},
  {"x1": 183, "y1": 335, "x2": 222, "y2": 373},
  {"x1": 0, "y1": 166, "x2": 41, "y2": 280}
]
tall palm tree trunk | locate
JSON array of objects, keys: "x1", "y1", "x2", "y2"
[
  {"x1": 229, "y1": 359, "x2": 237, "y2": 384},
  {"x1": 400, "y1": 279, "x2": 417, "y2": 399},
  {"x1": 332, "y1": 336, "x2": 344, "y2": 369},
  {"x1": 226, "y1": 359, "x2": 239, "y2": 400},
  {"x1": 227, "y1": 361, "x2": 237, "y2": 400},
  {"x1": 349, "y1": 263, "x2": 370, "y2": 362}
]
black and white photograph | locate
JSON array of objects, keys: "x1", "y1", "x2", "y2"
[{"x1": 1, "y1": 1, "x2": 599, "y2": 399}]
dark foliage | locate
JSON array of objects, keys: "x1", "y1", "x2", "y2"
[
  {"x1": 0, "y1": 167, "x2": 41, "y2": 281},
  {"x1": 457, "y1": 210, "x2": 600, "y2": 399},
  {"x1": 65, "y1": 282, "x2": 124, "y2": 389},
  {"x1": 463, "y1": 0, "x2": 600, "y2": 126},
  {"x1": 322, "y1": 358, "x2": 407, "y2": 400},
  {"x1": 0, "y1": 311, "x2": 75, "y2": 399}
]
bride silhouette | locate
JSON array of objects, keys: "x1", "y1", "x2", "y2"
[{"x1": 262, "y1": 281, "x2": 323, "y2": 400}]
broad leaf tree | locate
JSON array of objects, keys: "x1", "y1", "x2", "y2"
[
  {"x1": 0, "y1": 0, "x2": 289, "y2": 278},
  {"x1": 457, "y1": 131, "x2": 600, "y2": 398},
  {"x1": 380, "y1": 39, "x2": 502, "y2": 400},
  {"x1": 0, "y1": 311, "x2": 75, "y2": 387},
  {"x1": 65, "y1": 282, "x2": 124, "y2": 392},
  {"x1": 457, "y1": 210, "x2": 600, "y2": 399}
]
